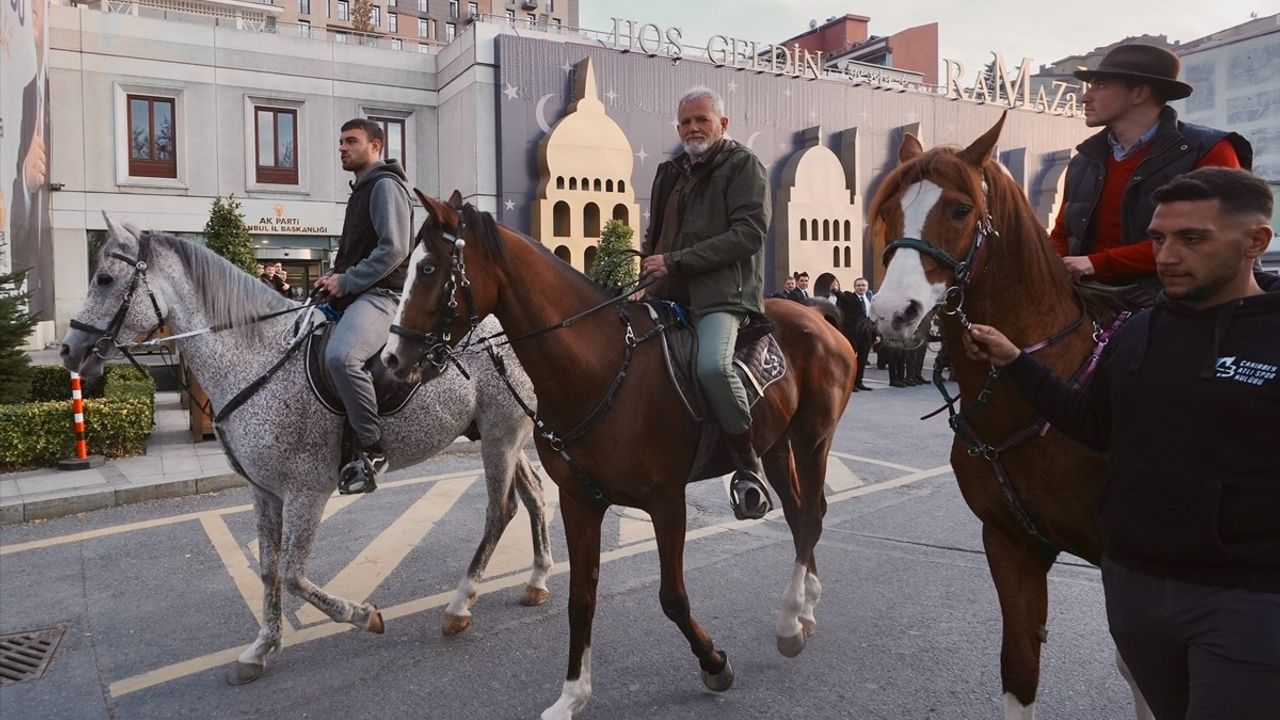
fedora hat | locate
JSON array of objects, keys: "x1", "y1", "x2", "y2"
[{"x1": 1073, "y1": 44, "x2": 1193, "y2": 100}]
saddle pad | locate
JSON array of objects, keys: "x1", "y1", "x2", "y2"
[{"x1": 304, "y1": 322, "x2": 423, "y2": 417}]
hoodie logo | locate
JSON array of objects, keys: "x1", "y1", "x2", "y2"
[{"x1": 1216, "y1": 356, "x2": 1277, "y2": 386}]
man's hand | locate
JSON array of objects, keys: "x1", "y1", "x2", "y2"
[
  {"x1": 23, "y1": 135, "x2": 46, "y2": 191},
  {"x1": 640, "y1": 255, "x2": 669, "y2": 280},
  {"x1": 628, "y1": 287, "x2": 647, "y2": 302},
  {"x1": 313, "y1": 273, "x2": 344, "y2": 298},
  {"x1": 1061, "y1": 255, "x2": 1095, "y2": 280},
  {"x1": 962, "y1": 324, "x2": 1021, "y2": 367}
]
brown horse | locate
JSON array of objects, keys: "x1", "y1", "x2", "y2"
[
  {"x1": 867, "y1": 115, "x2": 1150, "y2": 719},
  {"x1": 382, "y1": 191, "x2": 856, "y2": 719}
]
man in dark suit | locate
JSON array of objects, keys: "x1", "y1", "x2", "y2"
[
  {"x1": 849, "y1": 277, "x2": 876, "y2": 391},
  {"x1": 783, "y1": 271, "x2": 809, "y2": 301}
]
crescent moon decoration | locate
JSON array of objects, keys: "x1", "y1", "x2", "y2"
[
  {"x1": 744, "y1": 130, "x2": 767, "y2": 166},
  {"x1": 535, "y1": 94, "x2": 556, "y2": 134}
]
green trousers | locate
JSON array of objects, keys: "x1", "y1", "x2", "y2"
[{"x1": 694, "y1": 311, "x2": 751, "y2": 435}]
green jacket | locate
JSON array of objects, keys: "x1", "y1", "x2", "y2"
[{"x1": 643, "y1": 139, "x2": 769, "y2": 318}]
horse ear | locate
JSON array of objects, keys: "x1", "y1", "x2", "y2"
[
  {"x1": 102, "y1": 212, "x2": 137, "y2": 247},
  {"x1": 898, "y1": 133, "x2": 924, "y2": 164},
  {"x1": 959, "y1": 111, "x2": 1007, "y2": 166},
  {"x1": 447, "y1": 190, "x2": 463, "y2": 208}
]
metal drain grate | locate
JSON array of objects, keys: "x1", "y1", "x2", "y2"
[{"x1": 0, "y1": 627, "x2": 65, "y2": 686}]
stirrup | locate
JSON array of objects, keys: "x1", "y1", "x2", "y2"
[
  {"x1": 339, "y1": 451, "x2": 386, "y2": 495},
  {"x1": 729, "y1": 472, "x2": 772, "y2": 521}
]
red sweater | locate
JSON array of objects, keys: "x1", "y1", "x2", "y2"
[{"x1": 1050, "y1": 139, "x2": 1242, "y2": 282}]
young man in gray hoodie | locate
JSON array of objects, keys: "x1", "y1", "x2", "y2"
[{"x1": 313, "y1": 118, "x2": 413, "y2": 493}]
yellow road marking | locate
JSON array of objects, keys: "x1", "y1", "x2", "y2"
[
  {"x1": 199, "y1": 514, "x2": 294, "y2": 636},
  {"x1": 295, "y1": 475, "x2": 476, "y2": 625},
  {"x1": 248, "y1": 493, "x2": 365, "y2": 562},
  {"x1": 106, "y1": 464, "x2": 953, "y2": 698},
  {"x1": 483, "y1": 477, "x2": 560, "y2": 579}
]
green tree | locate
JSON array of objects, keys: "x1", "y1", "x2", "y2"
[
  {"x1": 203, "y1": 195, "x2": 258, "y2": 274},
  {"x1": 0, "y1": 269, "x2": 39, "y2": 403},
  {"x1": 588, "y1": 219, "x2": 639, "y2": 294},
  {"x1": 351, "y1": 0, "x2": 374, "y2": 35}
]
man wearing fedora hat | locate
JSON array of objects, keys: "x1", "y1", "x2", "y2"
[{"x1": 1050, "y1": 44, "x2": 1252, "y2": 300}]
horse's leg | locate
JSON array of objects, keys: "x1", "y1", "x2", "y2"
[
  {"x1": 984, "y1": 523, "x2": 1053, "y2": 720},
  {"x1": 279, "y1": 490, "x2": 384, "y2": 633},
  {"x1": 649, "y1": 493, "x2": 735, "y2": 692},
  {"x1": 442, "y1": 439, "x2": 522, "y2": 635},
  {"x1": 791, "y1": 434, "x2": 830, "y2": 645},
  {"x1": 541, "y1": 494, "x2": 606, "y2": 720},
  {"x1": 511, "y1": 452, "x2": 554, "y2": 606},
  {"x1": 1116, "y1": 650, "x2": 1156, "y2": 720},
  {"x1": 228, "y1": 490, "x2": 285, "y2": 685},
  {"x1": 762, "y1": 441, "x2": 818, "y2": 658}
]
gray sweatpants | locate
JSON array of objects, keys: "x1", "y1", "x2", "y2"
[
  {"x1": 694, "y1": 311, "x2": 751, "y2": 435},
  {"x1": 325, "y1": 290, "x2": 399, "y2": 449}
]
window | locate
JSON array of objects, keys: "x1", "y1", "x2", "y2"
[
  {"x1": 526, "y1": 13, "x2": 535, "y2": 28},
  {"x1": 369, "y1": 117, "x2": 406, "y2": 167},
  {"x1": 547, "y1": 0, "x2": 553, "y2": 10},
  {"x1": 445, "y1": 22, "x2": 455, "y2": 41},
  {"x1": 336, "y1": 0, "x2": 348, "y2": 19},
  {"x1": 467, "y1": 1, "x2": 477, "y2": 17},
  {"x1": 390, "y1": 38, "x2": 402, "y2": 50},
  {"x1": 388, "y1": 0, "x2": 395, "y2": 6},
  {"x1": 298, "y1": 19, "x2": 311, "y2": 37},
  {"x1": 418, "y1": 43, "x2": 430, "y2": 53},
  {"x1": 448, "y1": 0, "x2": 458, "y2": 16},
  {"x1": 552, "y1": 18, "x2": 560, "y2": 30},
  {"x1": 334, "y1": 31, "x2": 348, "y2": 42},
  {"x1": 255, "y1": 107, "x2": 298, "y2": 184},
  {"x1": 418, "y1": 18, "x2": 427, "y2": 36},
  {"x1": 388, "y1": 12, "x2": 396, "y2": 31},
  {"x1": 504, "y1": 9, "x2": 513, "y2": 20},
  {"x1": 371, "y1": 6, "x2": 380, "y2": 25},
  {"x1": 298, "y1": 0, "x2": 309, "y2": 13},
  {"x1": 417, "y1": 0, "x2": 425, "y2": 11},
  {"x1": 127, "y1": 95, "x2": 177, "y2": 178}
]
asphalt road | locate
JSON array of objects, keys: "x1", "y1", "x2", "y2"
[{"x1": 0, "y1": 374, "x2": 1139, "y2": 720}]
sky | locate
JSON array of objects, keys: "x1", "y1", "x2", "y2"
[{"x1": 579, "y1": 0, "x2": 1272, "y2": 81}]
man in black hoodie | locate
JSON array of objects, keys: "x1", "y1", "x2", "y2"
[
  {"x1": 314, "y1": 118, "x2": 413, "y2": 494},
  {"x1": 964, "y1": 167, "x2": 1279, "y2": 719}
]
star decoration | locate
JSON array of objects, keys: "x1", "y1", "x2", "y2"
[
  {"x1": 642, "y1": 210, "x2": 651, "y2": 222},
  {"x1": 605, "y1": 88, "x2": 618, "y2": 104},
  {"x1": 809, "y1": 109, "x2": 818, "y2": 120},
  {"x1": 560, "y1": 60, "x2": 574, "y2": 73},
  {"x1": 635, "y1": 146, "x2": 650, "y2": 163},
  {"x1": 783, "y1": 87, "x2": 792, "y2": 98},
  {"x1": 728, "y1": 81, "x2": 738, "y2": 93},
  {"x1": 504, "y1": 199, "x2": 515, "y2": 211},
  {"x1": 503, "y1": 83, "x2": 519, "y2": 101}
]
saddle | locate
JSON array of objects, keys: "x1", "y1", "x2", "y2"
[
  {"x1": 304, "y1": 320, "x2": 424, "y2": 418},
  {"x1": 645, "y1": 302, "x2": 787, "y2": 482},
  {"x1": 1076, "y1": 279, "x2": 1156, "y2": 318}
]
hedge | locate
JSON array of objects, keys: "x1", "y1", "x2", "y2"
[
  {"x1": 27, "y1": 364, "x2": 107, "y2": 402},
  {"x1": 0, "y1": 364, "x2": 156, "y2": 470}
]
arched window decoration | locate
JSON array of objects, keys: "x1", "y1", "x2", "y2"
[
  {"x1": 581, "y1": 177, "x2": 589, "y2": 190},
  {"x1": 810, "y1": 219, "x2": 818, "y2": 242},
  {"x1": 584, "y1": 202, "x2": 601, "y2": 238},
  {"x1": 593, "y1": 179, "x2": 602, "y2": 192},
  {"x1": 844, "y1": 219, "x2": 852, "y2": 242},
  {"x1": 584, "y1": 246, "x2": 598, "y2": 273},
  {"x1": 833, "y1": 246, "x2": 841, "y2": 267},
  {"x1": 618, "y1": 180, "x2": 626, "y2": 193},
  {"x1": 612, "y1": 204, "x2": 628, "y2": 223},
  {"x1": 553, "y1": 201, "x2": 571, "y2": 237},
  {"x1": 799, "y1": 218, "x2": 807, "y2": 241},
  {"x1": 606, "y1": 179, "x2": 614, "y2": 192},
  {"x1": 844, "y1": 246, "x2": 852, "y2": 267},
  {"x1": 823, "y1": 219, "x2": 831, "y2": 242},
  {"x1": 554, "y1": 245, "x2": 572, "y2": 264},
  {"x1": 569, "y1": 177, "x2": 578, "y2": 191},
  {"x1": 556, "y1": 176, "x2": 565, "y2": 190}
]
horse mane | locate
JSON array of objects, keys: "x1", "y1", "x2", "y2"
[
  {"x1": 148, "y1": 231, "x2": 296, "y2": 338},
  {"x1": 465, "y1": 205, "x2": 611, "y2": 303}
]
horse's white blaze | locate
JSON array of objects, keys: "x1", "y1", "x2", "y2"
[
  {"x1": 541, "y1": 647, "x2": 591, "y2": 720},
  {"x1": 1003, "y1": 693, "x2": 1036, "y2": 720},
  {"x1": 382, "y1": 241, "x2": 428, "y2": 364},
  {"x1": 870, "y1": 179, "x2": 947, "y2": 340},
  {"x1": 776, "y1": 561, "x2": 808, "y2": 639}
]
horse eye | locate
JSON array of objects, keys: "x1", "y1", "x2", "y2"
[
  {"x1": 418, "y1": 263, "x2": 436, "y2": 277},
  {"x1": 951, "y1": 204, "x2": 973, "y2": 220},
  {"x1": 96, "y1": 273, "x2": 114, "y2": 286}
]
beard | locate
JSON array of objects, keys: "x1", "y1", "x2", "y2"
[{"x1": 683, "y1": 137, "x2": 715, "y2": 158}]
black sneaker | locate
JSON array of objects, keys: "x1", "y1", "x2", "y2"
[{"x1": 339, "y1": 450, "x2": 388, "y2": 495}]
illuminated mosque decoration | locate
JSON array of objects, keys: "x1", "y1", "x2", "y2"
[
  {"x1": 773, "y1": 125, "x2": 864, "y2": 285},
  {"x1": 531, "y1": 57, "x2": 641, "y2": 272}
]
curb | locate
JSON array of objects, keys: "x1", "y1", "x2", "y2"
[{"x1": 0, "y1": 472, "x2": 246, "y2": 526}]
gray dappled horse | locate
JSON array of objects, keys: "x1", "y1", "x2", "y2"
[{"x1": 59, "y1": 217, "x2": 553, "y2": 684}]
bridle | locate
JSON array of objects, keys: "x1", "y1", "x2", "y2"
[{"x1": 68, "y1": 230, "x2": 168, "y2": 369}]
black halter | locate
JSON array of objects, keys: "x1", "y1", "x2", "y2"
[{"x1": 68, "y1": 230, "x2": 167, "y2": 367}]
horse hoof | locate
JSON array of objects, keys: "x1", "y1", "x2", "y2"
[
  {"x1": 226, "y1": 662, "x2": 265, "y2": 686},
  {"x1": 776, "y1": 632, "x2": 806, "y2": 658},
  {"x1": 442, "y1": 613, "x2": 472, "y2": 636},
  {"x1": 367, "y1": 608, "x2": 385, "y2": 635},
  {"x1": 701, "y1": 654, "x2": 734, "y2": 693},
  {"x1": 800, "y1": 617, "x2": 817, "y2": 638},
  {"x1": 520, "y1": 586, "x2": 550, "y2": 606}
]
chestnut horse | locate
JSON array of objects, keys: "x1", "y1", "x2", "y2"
[
  {"x1": 867, "y1": 116, "x2": 1150, "y2": 719},
  {"x1": 382, "y1": 191, "x2": 856, "y2": 719}
]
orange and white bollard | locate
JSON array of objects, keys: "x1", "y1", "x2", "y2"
[{"x1": 57, "y1": 371, "x2": 105, "y2": 471}]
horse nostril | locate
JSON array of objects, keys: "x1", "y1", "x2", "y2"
[
  {"x1": 384, "y1": 353, "x2": 399, "y2": 371},
  {"x1": 902, "y1": 300, "x2": 922, "y2": 324}
]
